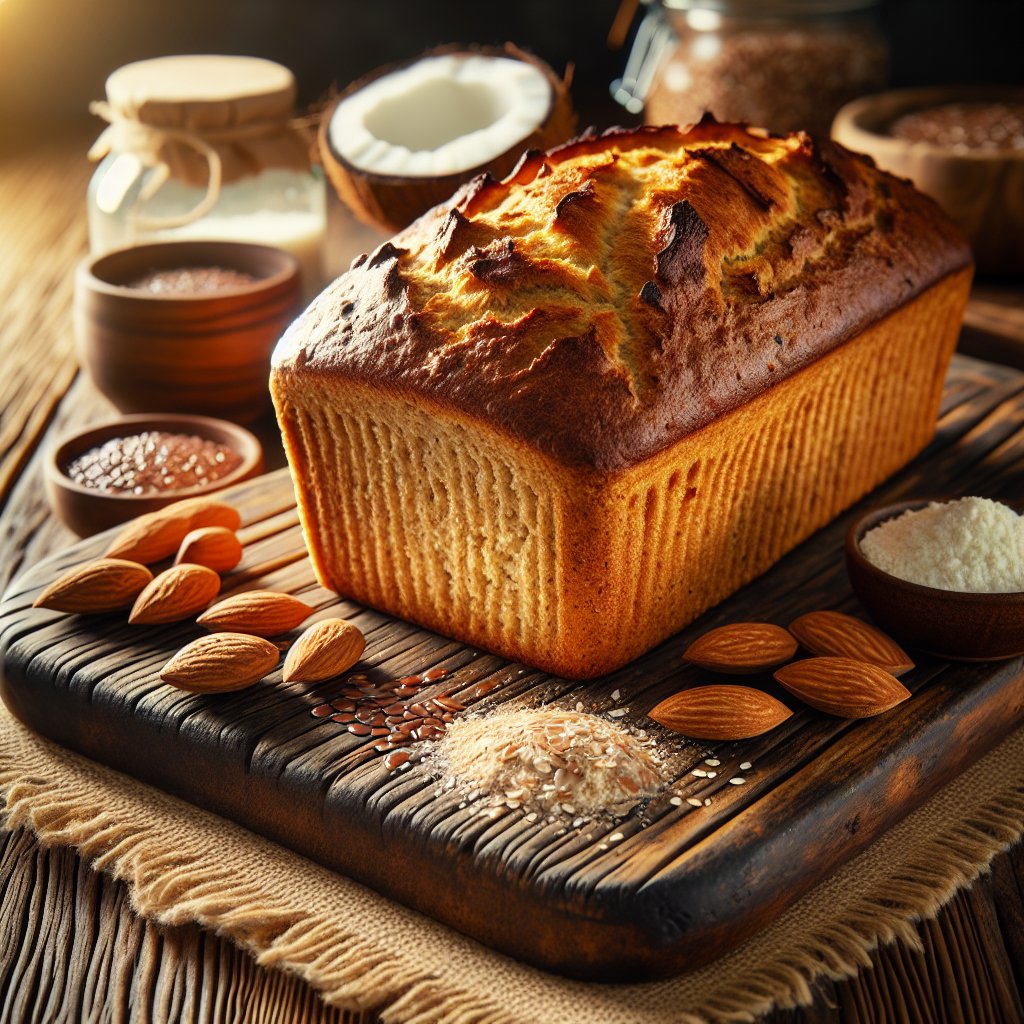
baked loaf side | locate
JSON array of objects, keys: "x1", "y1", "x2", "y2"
[
  {"x1": 274, "y1": 120, "x2": 971, "y2": 471},
  {"x1": 272, "y1": 121, "x2": 972, "y2": 678}
]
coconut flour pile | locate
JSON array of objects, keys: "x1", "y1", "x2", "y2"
[
  {"x1": 430, "y1": 707, "x2": 664, "y2": 823},
  {"x1": 860, "y1": 496, "x2": 1024, "y2": 592}
]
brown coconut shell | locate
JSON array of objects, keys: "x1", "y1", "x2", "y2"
[{"x1": 320, "y1": 43, "x2": 576, "y2": 232}]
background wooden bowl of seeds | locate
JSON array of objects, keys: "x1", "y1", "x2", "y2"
[{"x1": 832, "y1": 86, "x2": 1024, "y2": 278}]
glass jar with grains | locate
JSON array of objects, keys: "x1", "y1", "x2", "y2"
[
  {"x1": 614, "y1": 0, "x2": 889, "y2": 139},
  {"x1": 87, "y1": 55, "x2": 326, "y2": 297}
]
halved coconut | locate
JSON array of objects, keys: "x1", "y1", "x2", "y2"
[{"x1": 321, "y1": 45, "x2": 576, "y2": 231}]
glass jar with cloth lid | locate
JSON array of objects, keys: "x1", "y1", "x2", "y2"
[
  {"x1": 612, "y1": 0, "x2": 888, "y2": 138},
  {"x1": 87, "y1": 54, "x2": 326, "y2": 295}
]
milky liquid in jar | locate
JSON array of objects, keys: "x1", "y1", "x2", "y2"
[{"x1": 87, "y1": 56, "x2": 327, "y2": 299}]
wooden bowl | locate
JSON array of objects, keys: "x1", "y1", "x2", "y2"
[
  {"x1": 75, "y1": 240, "x2": 302, "y2": 424},
  {"x1": 832, "y1": 86, "x2": 1024, "y2": 278},
  {"x1": 45, "y1": 413, "x2": 263, "y2": 537},
  {"x1": 846, "y1": 500, "x2": 1024, "y2": 662}
]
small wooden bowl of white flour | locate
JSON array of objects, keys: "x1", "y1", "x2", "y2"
[{"x1": 846, "y1": 497, "x2": 1024, "y2": 661}]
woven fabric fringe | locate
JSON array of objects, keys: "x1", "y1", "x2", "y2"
[{"x1": 2, "y1": 708, "x2": 1023, "y2": 1024}]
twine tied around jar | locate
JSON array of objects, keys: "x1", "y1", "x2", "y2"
[{"x1": 87, "y1": 99, "x2": 316, "y2": 233}]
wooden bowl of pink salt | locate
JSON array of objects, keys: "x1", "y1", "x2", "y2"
[
  {"x1": 846, "y1": 497, "x2": 1024, "y2": 662},
  {"x1": 45, "y1": 413, "x2": 263, "y2": 536}
]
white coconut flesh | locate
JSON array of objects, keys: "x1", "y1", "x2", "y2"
[{"x1": 330, "y1": 54, "x2": 553, "y2": 179}]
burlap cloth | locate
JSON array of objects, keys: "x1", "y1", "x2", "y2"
[{"x1": 2, "y1": 699, "x2": 1023, "y2": 1024}]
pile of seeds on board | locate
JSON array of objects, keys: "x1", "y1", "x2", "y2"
[
  {"x1": 429, "y1": 706, "x2": 664, "y2": 824},
  {"x1": 310, "y1": 669, "x2": 505, "y2": 770}
]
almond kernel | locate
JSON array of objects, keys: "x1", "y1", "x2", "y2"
[
  {"x1": 129, "y1": 563, "x2": 221, "y2": 624},
  {"x1": 283, "y1": 618, "x2": 365, "y2": 683},
  {"x1": 684, "y1": 623, "x2": 798, "y2": 674},
  {"x1": 197, "y1": 590, "x2": 312, "y2": 637},
  {"x1": 175, "y1": 526, "x2": 243, "y2": 573},
  {"x1": 788, "y1": 610, "x2": 914, "y2": 676},
  {"x1": 774, "y1": 657, "x2": 911, "y2": 718},
  {"x1": 648, "y1": 685, "x2": 793, "y2": 740},
  {"x1": 105, "y1": 497, "x2": 241, "y2": 564},
  {"x1": 161, "y1": 633, "x2": 280, "y2": 692},
  {"x1": 33, "y1": 558, "x2": 153, "y2": 613}
]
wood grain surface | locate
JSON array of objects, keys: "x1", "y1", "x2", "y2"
[
  {"x1": 960, "y1": 282, "x2": 1024, "y2": 371},
  {"x1": 3, "y1": 361, "x2": 1024, "y2": 981},
  {"x1": 2, "y1": 132, "x2": 1024, "y2": 1020}
]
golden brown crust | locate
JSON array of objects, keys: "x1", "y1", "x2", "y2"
[{"x1": 275, "y1": 119, "x2": 971, "y2": 471}]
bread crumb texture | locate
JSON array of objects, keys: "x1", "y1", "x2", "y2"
[{"x1": 861, "y1": 497, "x2": 1024, "y2": 593}]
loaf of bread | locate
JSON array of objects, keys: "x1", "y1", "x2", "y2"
[{"x1": 271, "y1": 120, "x2": 972, "y2": 678}]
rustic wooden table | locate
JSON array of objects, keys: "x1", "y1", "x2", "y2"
[{"x1": 1, "y1": 133, "x2": 1023, "y2": 1023}]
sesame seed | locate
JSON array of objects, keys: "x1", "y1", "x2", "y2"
[
  {"x1": 611, "y1": 689, "x2": 622, "y2": 701},
  {"x1": 691, "y1": 768, "x2": 707, "y2": 777},
  {"x1": 607, "y1": 709, "x2": 627, "y2": 718},
  {"x1": 609, "y1": 832, "x2": 625, "y2": 842},
  {"x1": 729, "y1": 777, "x2": 746, "y2": 785},
  {"x1": 704, "y1": 758, "x2": 720, "y2": 767},
  {"x1": 707, "y1": 771, "x2": 717, "y2": 779},
  {"x1": 704, "y1": 798, "x2": 712, "y2": 806},
  {"x1": 525, "y1": 811, "x2": 538, "y2": 822},
  {"x1": 687, "y1": 797, "x2": 703, "y2": 807},
  {"x1": 669, "y1": 796, "x2": 683, "y2": 806},
  {"x1": 740, "y1": 762, "x2": 752, "y2": 771}
]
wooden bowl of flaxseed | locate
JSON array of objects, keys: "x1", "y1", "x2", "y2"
[{"x1": 45, "y1": 413, "x2": 263, "y2": 536}]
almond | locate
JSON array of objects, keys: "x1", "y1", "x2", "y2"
[
  {"x1": 774, "y1": 657, "x2": 911, "y2": 718},
  {"x1": 175, "y1": 527, "x2": 243, "y2": 573},
  {"x1": 788, "y1": 610, "x2": 914, "y2": 676},
  {"x1": 197, "y1": 590, "x2": 312, "y2": 637},
  {"x1": 648, "y1": 684, "x2": 793, "y2": 740},
  {"x1": 283, "y1": 617, "x2": 366, "y2": 683},
  {"x1": 683, "y1": 622, "x2": 798, "y2": 674},
  {"x1": 129, "y1": 563, "x2": 221, "y2": 624},
  {"x1": 160, "y1": 632, "x2": 280, "y2": 692},
  {"x1": 33, "y1": 558, "x2": 153, "y2": 613},
  {"x1": 105, "y1": 497, "x2": 242, "y2": 564}
]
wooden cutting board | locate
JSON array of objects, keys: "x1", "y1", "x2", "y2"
[{"x1": 2, "y1": 357, "x2": 1023, "y2": 982}]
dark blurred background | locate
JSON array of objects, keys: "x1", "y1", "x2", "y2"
[{"x1": 2, "y1": 0, "x2": 1022, "y2": 147}]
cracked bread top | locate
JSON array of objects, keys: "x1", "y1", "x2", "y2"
[{"x1": 273, "y1": 120, "x2": 971, "y2": 471}]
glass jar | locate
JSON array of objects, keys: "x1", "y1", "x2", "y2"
[
  {"x1": 87, "y1": 55, "x2": 327, "y2": 297},
  {"x1": 615, "y1": 0, "x2": 889, "y2": 139}
]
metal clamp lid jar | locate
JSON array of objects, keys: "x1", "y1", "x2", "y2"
[
  {"x1": 613, "y1": 0, "x2": 889, "y2": 138},
  {"x1": 87, "y1": 54, "x2": 326, "y2": 295}
]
